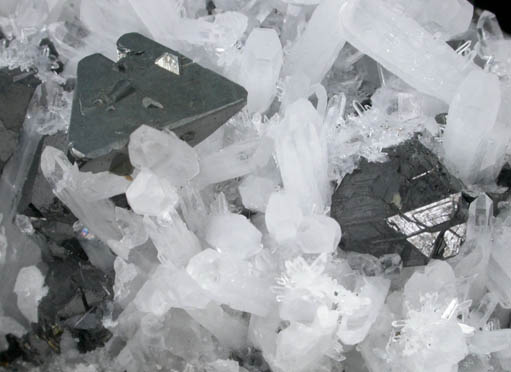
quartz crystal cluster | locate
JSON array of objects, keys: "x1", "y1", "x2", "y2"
[{"x1": 2, "y1": 0, "x2": 511, "y2": 372}]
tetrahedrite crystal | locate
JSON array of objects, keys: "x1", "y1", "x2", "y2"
[
  {"x1": 331, "y1": 138, "x2": 469, "y2": 266},
  {"x1": 239, "y1": 28, "x2": 283, "y2": 113},
  {"x1": 339, "y1": 0, "x2": 473, "y2": 103},
  {"x1": 68, "y1": 32, "x2": 247, "y2": 159}
]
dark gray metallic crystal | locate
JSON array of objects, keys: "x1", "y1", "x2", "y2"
[
  {"x1": 68, "y1": 32, "x2": 248, "y2": 159},
  {"x1": 331, "y1": 138, "x2": 470, "y2": 266}
]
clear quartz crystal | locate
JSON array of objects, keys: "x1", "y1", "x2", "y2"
[
  {"x1": 284, "y1": 0, "x2": 346, "y2": 86},
  {"x1": 239, "y1": 28, "x2": 283, "y2": 113},
  {"x1": 339, "y1": 0, "x2": 473, "y2": 103},
  {"x1": 41, "y1": 146, "x2": 145, "y2": 259},
  {"x1": 205, "y1": 212, "x2": 262, "y2": 259},
  {"x1": 442, "y1": 69, "x2": 503, "y2": 184},
  {"x1": 14, "y1": 265, "x2": 48, "y2": 323}
]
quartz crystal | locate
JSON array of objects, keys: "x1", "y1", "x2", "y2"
[
  {"x1": 13, "y1": 265, "x2": 48, "y2": 323},
  {"x1": 239, "y1": 28, "x2": 283, "y2": 113},
  {"x1": 284, "y1": 0, "x2": 346, "y2": 86},
  {"x1": 443, "y1": 69, "x2": 504, "y2": 184},
  {"x1": 339, "y1": 0, "x2": 472, "y2": 103}
]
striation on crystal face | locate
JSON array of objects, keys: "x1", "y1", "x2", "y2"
[
  {"x1": 68, "y1": 32, "x2": 247, "y2": 159},
  {"x1": 331, "y1": 138, "x2": 470, "y2": 266}
]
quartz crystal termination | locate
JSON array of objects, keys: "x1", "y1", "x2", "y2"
[
  {"x1": 331, "y1": 138, "x2": 470, "y2": 266},
  {"x1": 68, "y1": 32, "x2": 247, "y2": 159}
]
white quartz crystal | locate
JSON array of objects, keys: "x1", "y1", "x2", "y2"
[
  {"x1": 284, "y1": 0, "x2": 346, "y2": 86},
  {"x1": 205, "y1": 212, "x2": 262, "y2": 259},
  {"x1": 126, "y1": 170, "x2": 179, "y2": 218},
  {"x1": 239, "y1": 175, "x2": 276, "y2": 213},
  {"x1": 239, "y1": 28, "x2": 283, "y2": 113},
  {"x1": 41, "y1": 146, "x2": 145, "y2": 259},
  {"x1": 14, "y1": 266, "x2": 48, "y2": 323},
  {"x1": 296, "y1": 215, "x2": 342, "y2": 254},
  {"x1": 339, "y1": 0, "x2": 472, "y2": 103},
  {"x1": 383, "y1": 0, "x2": 473, "y2": 40},
  {"x1": 187, "y1": 248, "x2": 273, "y2": 316},
  {"x1": 265, "y1": 191, "x2": 303, "y2": 243},
  {"x1": 273, "y1": 99, "x2": 330, "y2": 214},
  {"x1": 443, "y1": 69, "x2": 502, "y2": 184},
  {"x1": 129, "y1": 125, "x2": 199, "y2": 186}
]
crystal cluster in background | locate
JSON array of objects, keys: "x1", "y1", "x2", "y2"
[{"x1": 2, "y1": 0, "x2": 511, "y2": 371}]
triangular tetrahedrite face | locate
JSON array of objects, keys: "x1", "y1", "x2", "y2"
[{"x1": 68, "y1": 32, "x2": 247, "y2": 159}]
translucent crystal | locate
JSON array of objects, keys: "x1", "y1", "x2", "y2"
[
  {"x1": 126, "y1": 170, "x2": 179, "y2": 217},
  {"x1": 239, "y1": 28, "x2": 283, "y2": 113},
  {"x1": 134, "y1": 265, "x2": 210, "y2": 316},
  {"x1": 187, "y1": 302, "x2": 248, "y2": 349},
  {"x1": 443, "y1": 70, "x2": 502, "y2": 184},
  {"x1": 129, "y1": 125, "x2": 199, "y2": 186},
  {"x1": 41, "y1": 146, "x2": 145, "y2": 259},
  {"x1": 265, "y1": 192, "x2": 303, "y2": 243},
  {"x1": 187, "y1": 248, "x2": 273, "y2": 316},
  {"x1": 339, "y1": 0, "x2": 472, "y2": 103},
  {"x1": 143, "y1": 213, "x2": 201, "y2": 267},
  {"x1": 383, "y1": 0, "x2": 473, "y2": 40},
  {"x1": 13, "y1": 265, "x2": 48, "y2": 323},
  {"x1": 194, "y1": 137, "x2": 273, "y2": 188},
  {"x1": 239, "y1": 175, "x2": 276, "y2": 213},
  {"x1": 205, "y1": 212, "x2": 262, "y2": 259},
  {"x1": 273, "y1": 99, "x2": 329, "y2": 214},
  {"x1": 284, "y1": 0, "x2": 346, "y2": 86},
  {"x1": 296, "y1": 215, "x2": 341, "y2": 254}
]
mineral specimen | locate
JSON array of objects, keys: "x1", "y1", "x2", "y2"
[{"x1": 3, "y1": 1, "x2": 511, "y2": 372}]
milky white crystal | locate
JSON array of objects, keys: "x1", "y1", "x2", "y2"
[
  {"x1": 273, "y1": 99, "x2": 330, "y2": 213},
  {"x1": 339, "y1": 0, "x2": 472, "y2": 103},
  {"x1": 126, "y1": 170, "x2": 179, "y2": 218},
  {"x1": 239, "y1": 28, "x2": 283, "y2": 113},
  {"x1": 14, "y1": 265, "x2": 48, "y2": 323},
  {"x1": 265, "y1": 191, "x2": 303, "y2": 243},
  {"x1": 239, "y1": 175, "x2": 276, "y2": 213},
  {"x1": 41, "y1": 146, "x2": 145, "y2": 259},
  {"x1": 284, "y1": 0, "x2": 346, "y2": 86},
  {"x1": 187, "y1": 248, "x2": 273, "y2": 316},
  {"x1": 129, "y1": 125, "x2": 199, "y2": 186},
  {"x1": 443, "y1": 69, "x2": 502, "y2": 184},
  {"x1": 205, "y1": 212, "x2": 262, "y2": 259},
  {"x1": 296, "y1": 215, "x2": 341, "y2": 254},
  {"x1": 383, "y1": 0, "x2": 473, "y2": 40}
]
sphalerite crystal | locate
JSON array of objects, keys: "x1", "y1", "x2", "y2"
[{"x1": 331, "y1": 138, "x2": 470, "y2": 266}]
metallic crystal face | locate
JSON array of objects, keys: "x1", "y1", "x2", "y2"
[
  {"x1": 155, "y1": 52, "x2": 180, "y2": 75},
  {"x1": 68, "y1": 33, "x2": 247, "y2": 159},
  {"x1": 387, "y1": 193, "x2": 466, "y2": 258},
  {"x1": 331, "y1": 138, "x2": 471, "y2": 266}
]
